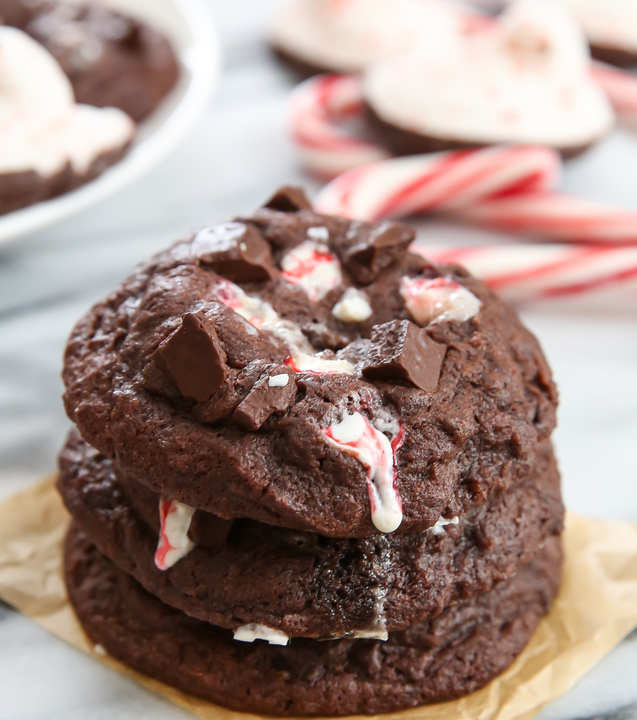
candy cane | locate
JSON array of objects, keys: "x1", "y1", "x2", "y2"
[
  {"x1": 314, "y1": 148, "x2": 637, "y2": 244},
  {"x1": 289, "y1": 73, "x2": 388, "y2": 178},
  {"x1": 419, "y1": 243, "x2": 637, "y2": 307}
]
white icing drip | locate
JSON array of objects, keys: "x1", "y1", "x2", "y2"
[
  {"x1": 215, "y1": 278, "x2": 354, "y2": 375},
  {"x1": 0, "y1": 27, "x2": 134, "y2": 177},
  {"x1": 325, "y1": 412, "x2": 402, "y2": 533},
  {"x1": 281, "y1": 240, "x2": 343, "y2": 302},
  {"x1": 430, "y1": 515, "x2": 460, "y2": 535},
  {"x1": 332, "y1": 287, "x2": 373, "y2": 323},
  {"x1": 563, "y1": 0, "x2": 637, "y2": 54},
  {"x1": 154, "y1": 498, "x2": 196, "y2": 571},
  {"x1": 93, "y1": 644, "x2": 107, "y2": 656},
  {"x1": 400, "y1": 275, "x2": 481, "y2": 326},
  {"x1": 269, "y1": 0, "x2": 463, "y2": 73},
  {"x1": 269, "y1": 373, "x2": 290, "y2": 387},
  {"x1": 234, "y1": 624, "x2": 290, "y2": 646},
  {"x1": 364, "y1": 0, "x2": 614, "y2": 148}
]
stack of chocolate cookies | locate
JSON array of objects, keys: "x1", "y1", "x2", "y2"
[{"x1": 58, "y1": 187, "x2": 563, "y2": 716}]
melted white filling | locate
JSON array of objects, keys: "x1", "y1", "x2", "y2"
[
  {"x1": 325, "y1": 412, "x2": 402, "y2": 533},
  {"x1": 281, "y1": 240, "x2": 343, "y2": 302},
  {"x1": 365, "y1": 0, "x2": 614, "y2": 148},
  {"x1": 154, "y1": 498, "x2": 196, "y2": 571},
  {"x1": 0, "y1": 27, "x2": 134, "y2": 177},
  {"x1": 215, "y1": 278, "x2": 354, "y2": 375},
  {"x1": 234, "y1": 624, "x2": 290, "y2": 646},
  {"x1": 332, "y1": 287, "x2": 373, "y2": 323},
  {"x1": 400, "y1": 275, "x2": 481, "y2": 326}
]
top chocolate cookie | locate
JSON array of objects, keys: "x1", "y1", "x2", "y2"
[{"x1": 63, "y1": 187, "x2": 557, "y2": 538}]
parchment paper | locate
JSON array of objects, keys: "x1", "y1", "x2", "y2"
[{"x1": 1, "y1": 477, "x2": 637, "y2": 720}]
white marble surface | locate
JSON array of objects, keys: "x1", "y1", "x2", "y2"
[{"x1": 1, "y1": 1, "x2": 637, "y2": 717}]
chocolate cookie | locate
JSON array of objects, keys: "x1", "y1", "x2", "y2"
[
  {"x1": 1, "y1": 0, "x2": 179, "y2": 122},
  {"x1": 65, "y1": 526, "x2": 562, "y2": 716},
  {"x1": 62, "y1": 190, "x2": 557, "y2": 538},
  {"x1": 58, "y1": 429, "x2": 563, "y2": 639}
]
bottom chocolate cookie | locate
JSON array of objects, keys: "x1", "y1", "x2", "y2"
[{"x1": 65, "y1": 526, "x2": 562, "y2": 717}]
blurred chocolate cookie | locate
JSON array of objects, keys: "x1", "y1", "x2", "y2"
[{"x1": 0, "y1": 0, "x2": 179, "y2": 121}]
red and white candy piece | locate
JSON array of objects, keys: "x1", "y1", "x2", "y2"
[
  {"x1": 400, "y1": 275, "x2": 481, "y2": 325},
  {"x1": 324, "y1": 412, "x2": 402, "y2": 533},
  {"x1": 281, "y1": 239, "x2": 342, "y2": 301},
  {"x1": 154, "y1": 498, "x2": 196, "y2": 570}
]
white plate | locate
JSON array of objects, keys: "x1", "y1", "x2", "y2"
[{"x1": 0, "y1": 0, "x2": 221, "y2": 246}]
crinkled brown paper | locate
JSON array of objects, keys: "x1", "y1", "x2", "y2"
[{"x1": 1, "y1": 476, "x2": 637, "y2": 720}]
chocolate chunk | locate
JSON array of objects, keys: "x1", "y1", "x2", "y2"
[
  {"x1": 156, "y1": 313, "x2": 227, "y2": 402},
  {"x1": 263, "y1": 186, "x2": 313, "y2": 213},
  {"x1": 232, "y1": 367, "x2": 297, "y2": 431},
  {"x1": 362, "y1": 320, "x2": 446, "y2": 392},
  {"x1": 187, "y1": 511, "x2": 233, "y2": 552},
  {"x1": 192, "y1": 222, "x2": 278, "y2": 283},
  {"x1": 340, "y1": 221, "x2": 415, "y2": 284}
]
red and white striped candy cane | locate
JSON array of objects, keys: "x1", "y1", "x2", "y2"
[
  {"x1": 314, "y1": 147, "x2": 637, "y2": 244},
  {"x1": 289, "y1": 73, "x2": 388, "y2": 178},
  {"x1": 315, "y1": 145, "x2": 559, "y2": 216},
  {"x1": 419, "y1": 243, "x2": 637, "y2": 307}
]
